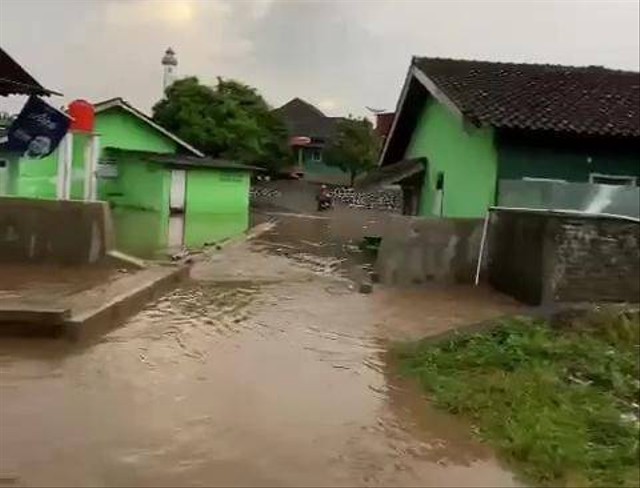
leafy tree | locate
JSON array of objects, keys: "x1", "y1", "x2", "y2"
[
  {"x1": 324, "y1": 117, "x2": 381, "y2": 186},
  {"x1": 152, "y1": 77, "x2": 291, "y2": 171}
]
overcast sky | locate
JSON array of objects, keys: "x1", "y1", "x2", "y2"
[{"x1": 1, "y1": 0, "x2": 639, "y2": 117}]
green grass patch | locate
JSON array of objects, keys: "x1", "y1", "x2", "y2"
[{"x1": 395, "y1": 309, "x2": 640, "y2": 487}]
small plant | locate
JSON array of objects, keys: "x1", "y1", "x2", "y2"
[{"x1": 396, "y1": 310, "x2": 640, "y2": 487}]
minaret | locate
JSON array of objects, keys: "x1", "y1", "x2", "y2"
[{"x1": 161, "y1": 47, "x2": 178, "y2": 93}]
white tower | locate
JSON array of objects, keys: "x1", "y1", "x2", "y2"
[{"x1": 161, "y1": 47, "x2": 178, "y2": 93}]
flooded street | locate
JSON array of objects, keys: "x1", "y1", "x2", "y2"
[{"x1": 0, "y1": 215, "x2": 521, "y2": 487}]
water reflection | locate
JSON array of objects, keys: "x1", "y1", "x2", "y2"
[
  {"x1": 111, "y1": 207, "x2": 168, "y2": 259},
  {"x1": 111, "y1": 207, "x2": 248, "y2": 258},
  {"x1": 185, "y1": 211, "x2": 248, "y2": 248}
]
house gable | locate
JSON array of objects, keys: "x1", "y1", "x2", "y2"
[
  {"x1": 96, "y1": 108, "x2": 179, "y2": 155},
  {"x1": 406, "y1": 97, "x2": 497, "y2": 217}
]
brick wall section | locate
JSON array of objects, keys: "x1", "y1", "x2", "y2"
[
  {"x1": 251, "y1": 180, "x2": 402, "y2": 214},
  {"x1": 549, "y1": 218, "x2": 640, "y2": 303},
  {"x1": 328, "y1": 187, "x2": 402, "y2": 213},
  {"x1": 488, "y1": 209, "x2": 640, "y2": 305}
]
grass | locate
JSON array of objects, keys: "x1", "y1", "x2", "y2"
[{"x1": 395, "y1": 308, "x2": 640, "y2": 487}]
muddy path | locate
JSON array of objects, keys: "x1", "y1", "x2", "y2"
[{"x1": 0, "y1": 219, "x2": 521, "y2": 487}]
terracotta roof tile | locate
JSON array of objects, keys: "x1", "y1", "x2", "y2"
[{"x1": 413, "y1": 57, "x2": 640, "y2": 137}]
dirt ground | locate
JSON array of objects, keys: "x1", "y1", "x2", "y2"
[{"x1": 0, "y1": 220, "x2": 523, "y2": 487}]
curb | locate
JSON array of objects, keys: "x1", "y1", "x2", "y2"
[{"x1": 65, "y1": 264, "x2": 190, "y2": 341}]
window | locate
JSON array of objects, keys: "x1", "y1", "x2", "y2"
[
  {"x1": 589, "y1": 173, "x2": 637, "y2": 186},
  {"x1": 0, "y1": 159, "x2": 7, "y2": 168},
  {"x1": 309, "y1": 149, "x2": 322, "y2": 163},
  {"x1": 96, "y1": 158, "x2": 118, "y2": 179}
]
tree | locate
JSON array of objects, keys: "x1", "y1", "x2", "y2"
[
  {"x1": 324, "y1": 117, "x2": 381, "y2": 186},
  {"x1": 152, "y1": 77, "x2": 291, "y2": 172}
]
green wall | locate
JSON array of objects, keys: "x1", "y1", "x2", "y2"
[
  {"x1": 184, "y1": 169, "x2": 250, "y2": 247},
  {"x1": 3, "y1": 106, "x2": 252, "y2": 255},
  {"x1": 13, "y1": 133, "x2": 93, "y2": 199},
  {"x1": 7, "y1": 107, "x2": 179, "y2": 201},
  {"x1": 98, "y1": 156, "x2": 171, "y2": 212},
  {"x1": 405, "y1": 98, "x2": 498, "y2": 217},
  {"x1": 496, "y1": 131, "x2": 640, "y2": 184},
  {"x1": 14, "y1": 150, "x2": 58, "y2": 199},
  {"x1": 95, "y1": 109, "x2": 177, "y2": 154}
]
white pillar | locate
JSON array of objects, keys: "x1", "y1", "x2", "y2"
[
  {"x1": 56, "y1": 136, "x2": 65, "y2": 199},
  {"x1": 63, "y1": 132, "x2": 74, "y2": 199},
  {"x1": 89, "y1": 134, "x2": 100, "y2": 201},
  {"x1": 56, "y1": 133, "x2": 73, "y2": 200},
  {"x1": 83, "y1": 134, "x2": 92, "y2": 201}
]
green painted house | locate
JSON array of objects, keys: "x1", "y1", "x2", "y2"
[
  {"x1": 1, "y1": 97, "x2": 256, "y2": 256},
  {"x1": 377, "y1": 58, "x2": 640, "y2": 217},
  {"x1": 274, "y1": 98, "x2": 351, "y2": 185}
]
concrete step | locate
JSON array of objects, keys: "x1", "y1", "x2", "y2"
[
  {"x1": 0, "y1": 302, "x2": 70, "y2": 337},
  {"x1": 65, "y1": 264, "x2": 189, "y2": 340},
  {"x1": 0, "y1": 264, "x2": 189, "y2": 340}
]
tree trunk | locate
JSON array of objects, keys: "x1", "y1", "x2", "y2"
[{"x1": 350, "y1": 170, "x2": 356, "y2": 187}]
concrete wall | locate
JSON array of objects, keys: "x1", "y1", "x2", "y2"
[
  {"x1": 487, "y1": 211, "x2": 547, "y2": 304},
  {"x1": 0, "y1": 197, "x2": 114, "y2": 264},
  {"x1": 549, "y1": 217, "x2": 640, "y2": 303},
  {"x1": 488, "y1": 209, "x2": 640, "y2": 305},
  {"x1": 375, "y1": 215, "x2": 485, "y2": 285}
]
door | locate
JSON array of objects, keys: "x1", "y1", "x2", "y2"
[
  {"x1": 170, "y1": 169, "x2": 186, "y2": 212},
  {"x1": 168, "y1": 169, "x2": 186, "y2": 250}
]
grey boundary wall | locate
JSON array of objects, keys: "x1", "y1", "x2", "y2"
[
  {"x1": 487, "y1": 209, "x2": 640, "y2": 305},
  {"x1": 0, "y1": 197, "x2": 114, "y2": 265}
]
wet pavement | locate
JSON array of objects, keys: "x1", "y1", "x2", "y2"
[
  {"x1": 0, "y1": 264, "x2": 126, "y2": 304},
  {"x1": 0, "y1": 216, "x2": 522, "y2": 487}
]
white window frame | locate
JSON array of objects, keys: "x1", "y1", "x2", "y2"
[
  {"x1": 310, "y1": 149, "x2": 323, "y2": 163},
  {"x1": 522, "y1": 177, "x2": 567, "y2": 184},
  {"x1": 589, "y1": 173, "x2": 637, "y2": 186}
]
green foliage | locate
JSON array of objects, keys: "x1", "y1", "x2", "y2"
[
  {"x1": 152, "y1": 77, "x2": 292, "y2": 171},
  {"x1": 395, "y1": 311, "x2": 640, "y2": 487},
  {"x1": 324, "y1": 117, "x2": 381, "y2": 186}
]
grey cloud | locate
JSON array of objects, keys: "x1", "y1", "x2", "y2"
[{"x1": 1, "y1": 0, "x2": 638, "y2": 118}]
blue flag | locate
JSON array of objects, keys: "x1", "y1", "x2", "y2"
[{"x1": 6, "y1": 96, "x2": 71, "y2": 159}]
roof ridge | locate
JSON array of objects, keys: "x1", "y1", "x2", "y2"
[
  {"x1": 277, "y1": 97, "x2": 327, "y2": 117},
  {"x1": 94, "y1": 98, "x2": 205, "y2": 157},
  {"x1": 412, "y1": 56, "x2": 639, "y2": 75}
]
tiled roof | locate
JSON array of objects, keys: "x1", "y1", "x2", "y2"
[
  {"x1": 413, "y1": 57, "x2": 640, "y2": 137},
  {"x1": 274, "y1": 98, "x2": 344, "y2": 141}
]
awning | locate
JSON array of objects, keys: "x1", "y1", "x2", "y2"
[
  {"x1": 0, "y1": 48, "x2": 62, "y2": 97},
  {"x1": 354, "y1": 157, "x2": 426, "y2": 190},
  {"x1": 104, "y1": 148, "x2": 264, "y2": 172}
]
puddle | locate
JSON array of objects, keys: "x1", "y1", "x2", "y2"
[{"x1": 0, "y1": 214, "x2": 521, "y2": 487}]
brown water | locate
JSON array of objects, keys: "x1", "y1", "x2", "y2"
[{"x1": 0, "y1": 219, "x2": 522, "y2": 487}]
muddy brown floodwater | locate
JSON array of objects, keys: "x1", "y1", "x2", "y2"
[{"x1": 0, "y1": 217, "x2": 522, "y2": 487}]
